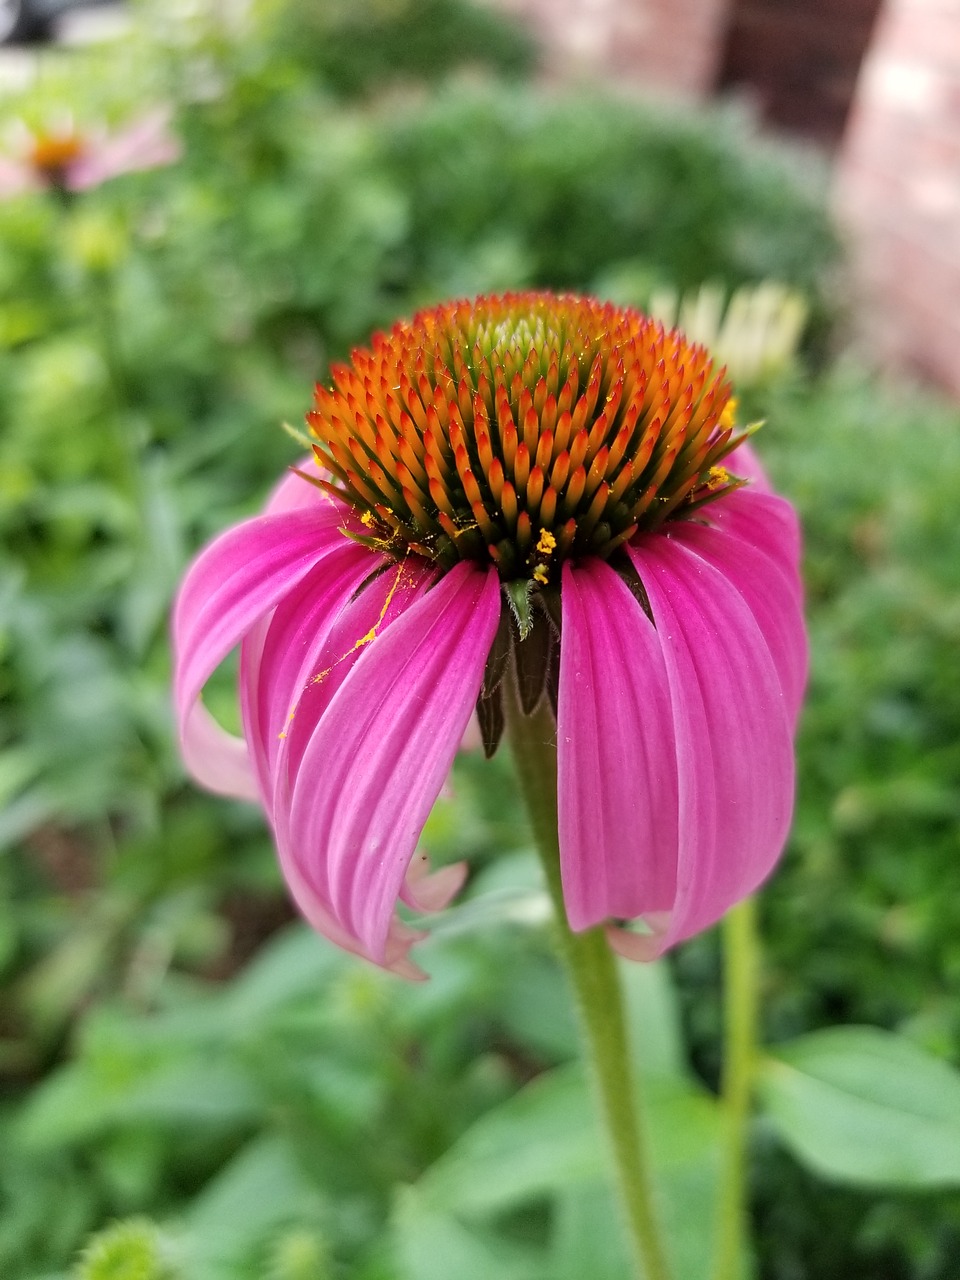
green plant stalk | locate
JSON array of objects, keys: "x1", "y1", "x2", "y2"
[
  {"x1": 504, "y1": 686, "x2": 672, "y2": 1280},
  {"x1": 87, "y1": 263, "x2": 144, "y2": 505},
  {"x1": 51, "y1": 194, "x2": 143, "y2": 504},
  {"x1": 712, "y1": 896, "x2": 759, "y2": 1280}
]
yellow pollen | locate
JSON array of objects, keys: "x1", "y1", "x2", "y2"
[
  {"x1": 536, "y1": 528, "x2": 557, "y2": 555},
  {"x1": 532, "y1": 564, "x2": 549, "y2": 585},
  {"x1": 719, "y1": 397, "x2": 739, "y2": 431},
  {"x1": 344, "y1": 557, "x2": 410, "y2": 655},
  {"x1": 278, "y1": 556, "x2": 415, "y2": 740},
  {"x1": 707, "y1": 465, "x2": 730, "y2": 490}
]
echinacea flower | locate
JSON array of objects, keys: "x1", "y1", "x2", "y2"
[
  {"x1": 174, "y1": 292, "x2": 806, "y2": 976},
  {"x1": 0, "y1": 109, "x2": 180, "y2": 199}
]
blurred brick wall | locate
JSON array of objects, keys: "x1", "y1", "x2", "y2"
[
  {"x1": 487, "y1": 0, "x2": 959, "y2": 397},
  {"x1": 490, "y1": 0, "x2": 728, "y2": 97},
  {"x1": 834, "y1": 0, "x2": 960, "y2": 395},
  {"x1": 718, "y1": 0, "x2": 883, "y2": 144},
  {"x1": 488, "y1": 0, "x2": 882, "y2": 134}
]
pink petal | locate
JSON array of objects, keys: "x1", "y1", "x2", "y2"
[
  {"x1": 238, "y1": 540, "x2": 380, "y2": 802},
  {"x1": 627, "y1": 534, "x2": 795, "y2": 951},
  {"x1": 557, "y1": 559, "x2": 679, "y2": 931},
  {"x1": 275, "y1": 555, "x2": 435, "y2": 789},
  {"x1": 180, "y1": 700, "x2": 259, "y2": 801},
  {"x1": 235, "y1": 548, "x2": 437, "y2": 978},
  {"x1": 726, "y1": 439, "x2": 771, "y2": 492},
  {"x1": 607, "y1": 914, "x2": 672, "y2": 962},
  {"x1": 402, "y1": 852, "x2": 469, "y2": 912},
  {"x1": 708, "y1": 487, "x2": 802, "y2": 581},
  {"x1": 285, "y1": 562, "x2": 501, "y2": 962},
  {"x1": 669, "y1": 493, "x2": 807, "y2": 724},
  {"x1": 173, "y1": 503, "x2": 355, "y2": 794},
  {"x1": 458, "y1": 713, "x2": 483, "y2": 754},
  {"x1": 264, "y1": 554, "x2": 436, "y2": 957},
  {"x1": 67, "y1": 110, "x2": 181, "y2": 190},
  {"x1": 265, "y1": 456, "x2": 331, "y2": 515},
  {"x1": 0, "y1": 157, "x2": 37, "y2": 198}
]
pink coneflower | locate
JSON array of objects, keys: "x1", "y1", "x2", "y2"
[
  {"x1": 0, "y1": 109, "x2": 180, "y2": 198},
  {"x1": 174, "y1": 292, "x2": 806, "y2": 977}
]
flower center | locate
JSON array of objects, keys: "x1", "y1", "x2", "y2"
[
  {"x1": 29, "y1": 132, "x2": 86, "y2": 180},
  {"x1": 306, "y1": 291, "x2": 746, "y2": 583}
]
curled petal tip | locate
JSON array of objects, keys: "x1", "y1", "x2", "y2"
[
  {"x1": 403, "y1": 855, "x2": 469, "y2": 913},
  {"x1": 605, "y1": 916, "x2": 671, "y2": 963},
  {"x1": 383, "y1": 922, "x2": 430, "y2": 980}
]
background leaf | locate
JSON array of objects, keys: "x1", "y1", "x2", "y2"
[{"x1": 758, "y1": 1027, "x2": 960, "y2": 1187}]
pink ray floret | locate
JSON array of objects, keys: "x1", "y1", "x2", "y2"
[
  {"x1": 172, "y1": 293, "x2": 807, "y2": 974},
  {"x1": 0, "y1": 108, "x2": 180, "y2": 198}
]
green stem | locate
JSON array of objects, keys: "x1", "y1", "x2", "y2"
[
  {"x1": 50, "y1": 194, "x2": 143, "y2": 504},
  {"x1": 712, "y1": 896, "x2": 759, "y2": 1280},
  {"x1": 86, "y1": 264, "x2": 144, "y2": 505},
  {"x1": 504, "y1": 688, "x2": 673, "y2": 1280}
]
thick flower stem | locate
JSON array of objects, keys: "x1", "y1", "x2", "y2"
[
  {"x1": 712, "y1": 896, "x2": 759, "y2": 1280},
  {"x1": 505, "y1": 689, "x2": 672, "y2": 1280}
]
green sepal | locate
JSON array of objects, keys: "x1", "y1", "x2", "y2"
[
  {"x1": 482, "y1": 610, "x2": 514, "y2": 698},
  {"x1": 505, "y1": 579, "x2": 536, "y2": 640},
  {"x1": 514, "y1": 615, "x2": 556, "y2": 716},
  {"x1": 281, "y1": 420, "x2": 316, "y2": 450},
  {"x1": 475, "y1": 684, "x2": 505, "y2": 758}
]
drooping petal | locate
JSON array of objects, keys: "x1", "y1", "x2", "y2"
[
  {"x1": 180, "y1": 699, "x2": 259, "y2": 801},
  {"x1": 709, "y1": 486, "x2": 802, "y2": 585},
  {"x1": 0, "y1": 156, "x2": 37, "y2": 198},
  {"x1": 402, "y1": 852, "x2": 469, "y2": 913},
  {"x1": 285, "y1": 562, "x2": 501, "y2": 962},
  {"x1": 627, "y1": 532, "x2": 795, "y2": 951},
  {"x1": 670, "y1": 492, "x2": 807, "y2": 724},
  {"x1": 235, "y1": 550, "x2": 435, "y2": 975},
  {"x1": 275, "y1": 555, "x2": 436, "y2": 792},
  {"x1": 245, "y1": 553, "x2": 434, "y2": 950},
  {"x1": 67, "y1": 109, "x2": 181, "y2": 189},
  {"x1": 173, "y1": 503, "x2": 355, "y2": 794},
  {"x1": 607, "y1": 913, "x2": 672, "y2": 963},
  {"x1": 262, "y1": 555, "x2": 435, "y2": 962},
  {"x1": 557, "y1": 559, "x2": 679, "y2": 931},
  {"x1": 238, "y1": 540, "x2": 381, "y2": 803},
  {"x1": 265, "y1": 456, "x2": 332, "y2": 515},
  {"x1": 726, "y1": 439, "x2": 772, "y2": 492}
]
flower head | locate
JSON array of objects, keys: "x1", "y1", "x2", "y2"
[
  {"x1": 0, "y1": 109, "x2": 180, "y2": 199},
  {"x1": 174, "y1": 292, "x2": 806, "y2": 976}
]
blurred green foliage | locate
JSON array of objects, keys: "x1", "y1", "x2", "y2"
[{"x1": 0, "y1": 0, "x2": 958, "y2": 1276}]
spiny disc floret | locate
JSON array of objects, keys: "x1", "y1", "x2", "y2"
[{"x1": 307, "y1": 291, "x2": 746, "y2": 582}]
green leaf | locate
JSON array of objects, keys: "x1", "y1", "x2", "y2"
[
  {"x1": 552, "y1": 1181, "x2": 628, "y2": 1280},
  {"x1": 416, "y1": 1064, "x2": 603, "y2": 1215},
  {"x1": 222, "y1": 924, "x2": 346, "y2": 1032},
  {"x1": 410, "y1": 1058, "x2": 733, "y2": 1280},
  {"x1": 412, "y1": 993, "x2": 694, "y2": 1217},
  {"x1": 758, "y1": 1026, "x2": 960, "y2": 1187},
  {"x1": 620, "y1": 957, "x2": 688, "y2": 1083},
  {"x1": 393, "y1": 1186, "x2": 544, "y2": 1280},
  {"x1": 19, "y1": 1058, "x2": 262, "y2": 1148},
  {"x1": 184, "y1": 1137, "x2": 324, "y2": 1278}
]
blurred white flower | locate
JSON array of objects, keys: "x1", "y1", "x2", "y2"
[{"x1": 649, "y1": 280, "x2": 808, "y2": 387}]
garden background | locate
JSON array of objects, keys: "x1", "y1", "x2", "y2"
[{"x1": 1, "y1": 1, "x2": 960, "y2": 1276}]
